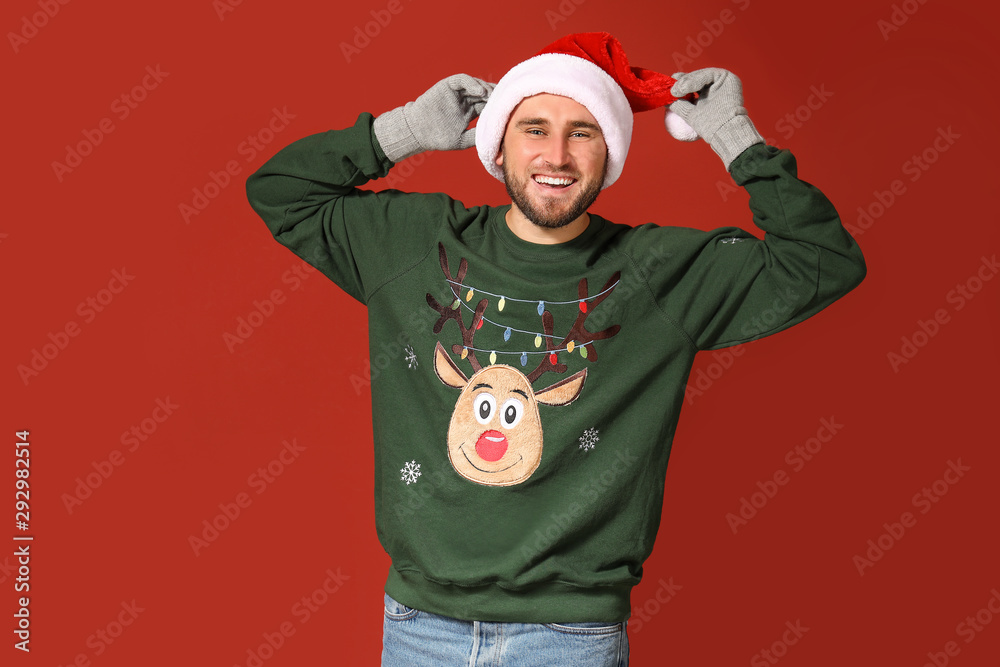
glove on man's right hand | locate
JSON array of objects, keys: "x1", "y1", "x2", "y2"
[{"x1": 374, "y1": 74, "x2": 495, "y2": 163}]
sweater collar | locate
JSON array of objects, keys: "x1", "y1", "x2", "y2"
[{"x1": 490, "y1": 205, "x2": 605, "y2": 261}]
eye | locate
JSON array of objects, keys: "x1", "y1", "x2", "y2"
[
  {"x1": 473, "y1": 393, "x2": 496, "y2": 425},
  {"x1": 500, "y1": 398, "x2": 524, "y2": 429}
]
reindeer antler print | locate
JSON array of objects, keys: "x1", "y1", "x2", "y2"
[
  {"x1": 427, "y1": 243, "x2": 622, "y2": 380},
  {"x1": 425, "y1": 244, "x2": 489, "y2": 373},
  {"x1": 526, "y1": 272, "x2": 621, "y2": 383}
]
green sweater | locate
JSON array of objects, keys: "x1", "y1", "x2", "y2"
[{"x1": 246, "y1": 113, "x2": 865, "y2": 623}]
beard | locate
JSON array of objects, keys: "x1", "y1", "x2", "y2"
[{"x1": 501, "y1": 157, "x2": 607, "y2": 230}]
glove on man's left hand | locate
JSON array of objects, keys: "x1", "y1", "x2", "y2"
[
  {"x1": 668, "y1": 68, "x2": 764, "y2": 170},
  {"x1": 374, "y1": 74, "x2": 495, "y2": 163}
]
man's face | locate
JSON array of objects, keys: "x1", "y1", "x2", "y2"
[{"x1": 496, "y1": 93, "x2": 608, "y2": 230}]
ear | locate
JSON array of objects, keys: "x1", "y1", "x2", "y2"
[
  {"x1": 434, "y1": 341, "x2": 468, "y2": 389},
  {"x1": 494, "y1": 141, "x2": 504, "y2": 167},
  {"x1": 534, "y1": 369, "x2": 587, "y2": 406}
]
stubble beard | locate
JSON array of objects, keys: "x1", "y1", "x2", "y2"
[{"x1": 501, "y1": 157, "x2": 607, "y2": 230}]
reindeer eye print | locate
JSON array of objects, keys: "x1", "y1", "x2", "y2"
[
  {"x1": 500, "y1": 398, "x2": 524, "y2": 429},
  {"x1": 473, "y1": 393, "x2": 496, "y2": 425}
]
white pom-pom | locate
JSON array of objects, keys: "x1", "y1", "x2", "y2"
[{"x1": 665, "y1": 109, "x2": 699, "y2": 142}]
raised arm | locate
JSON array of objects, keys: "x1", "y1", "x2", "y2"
[
  {"x1": 646, "y1": 68, "x2": 866, "y2": 350},
  {"x1": 245, "y1": 75, "x2": 494, "y2": 302}
]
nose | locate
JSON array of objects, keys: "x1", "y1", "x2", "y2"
[
  {"x1": 475, "y1": 430, "x2": 508, "y2": 462},
  {"x1": 542, "y1": 136, "x2": 570, "y2": 168}
]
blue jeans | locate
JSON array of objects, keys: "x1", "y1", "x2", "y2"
[{"x1": 381, "y1": 594, "x2": 629, "y2": 666}]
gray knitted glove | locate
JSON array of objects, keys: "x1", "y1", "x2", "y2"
[
  {"x1": 373, "y1": 74, "x2": 495, "y2": 163},
  {"x1": 668, "y1": 68, "x2": 764, "y2": 170}
]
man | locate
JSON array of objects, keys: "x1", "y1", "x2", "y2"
[{"x1": 246, "y1": 32, "x2": 864, "y2": 667}]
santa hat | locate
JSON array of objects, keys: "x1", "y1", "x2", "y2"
[{"x1": 476, "y1": 32, "x2": 697, "y2": 189}]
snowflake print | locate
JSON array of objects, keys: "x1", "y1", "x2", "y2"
[
  {"x1": 400, "y1": 460, "x2": 422, "y2": 485},
  {"x1": 404, "y1": 345, "x2": 418, "y2": 369},
  {"x1": 578, "y1": 428, "x2": 600, "y2": 452}
]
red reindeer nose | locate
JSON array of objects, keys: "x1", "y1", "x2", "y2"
[{"x1": 475, "y1": 430, "x2": 508, "y2": 462}]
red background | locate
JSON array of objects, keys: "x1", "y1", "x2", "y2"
[{"x1": 4, "y1": 0, "x2": 999, "y2": 665}]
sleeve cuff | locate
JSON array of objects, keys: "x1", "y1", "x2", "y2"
[
  {"x1": 373, "y1": 106, "x2": 423, "y2": 163},
  {"x1": 712, "y1": 114, "x2": 764, "y2": 170}
]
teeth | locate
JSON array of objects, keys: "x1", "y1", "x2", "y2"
[{"x1": 534, "y1": 175, "x2": 574, "y2": 186}]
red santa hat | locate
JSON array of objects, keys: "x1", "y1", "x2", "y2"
[{"x1": 476, "y1": 32, "x2": 697, "y2": 189}]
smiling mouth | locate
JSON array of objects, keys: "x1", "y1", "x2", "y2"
[
  {"x1": 459, "y1": 445, "x2": 523, "y2": 473},
  {"x1": 532, "y1": 174, "x2": 576, "y2": 189}
]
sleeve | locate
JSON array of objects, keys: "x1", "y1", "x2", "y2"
[
  {"x1": 245, "y1": 112, "x2": 456, "y2": 303},
  {"x1": 651, "y1": 143, "x2": 866, "y2": 351}
]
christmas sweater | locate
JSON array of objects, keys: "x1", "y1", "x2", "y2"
[{"x1": 245, "y1": 113, "x2": 866, "y2": 623}]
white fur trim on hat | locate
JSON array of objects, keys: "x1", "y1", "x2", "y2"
[{"x1": 476, "y1": 53, "x2": 633, "y2": 190}]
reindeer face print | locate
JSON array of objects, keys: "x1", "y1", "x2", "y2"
[
  {"x1": 426, "y1": 244, "x2": 620, "y2": 487},
  {"x1": 434, "y1": 344, "x2": 587, "y2": 486}
]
